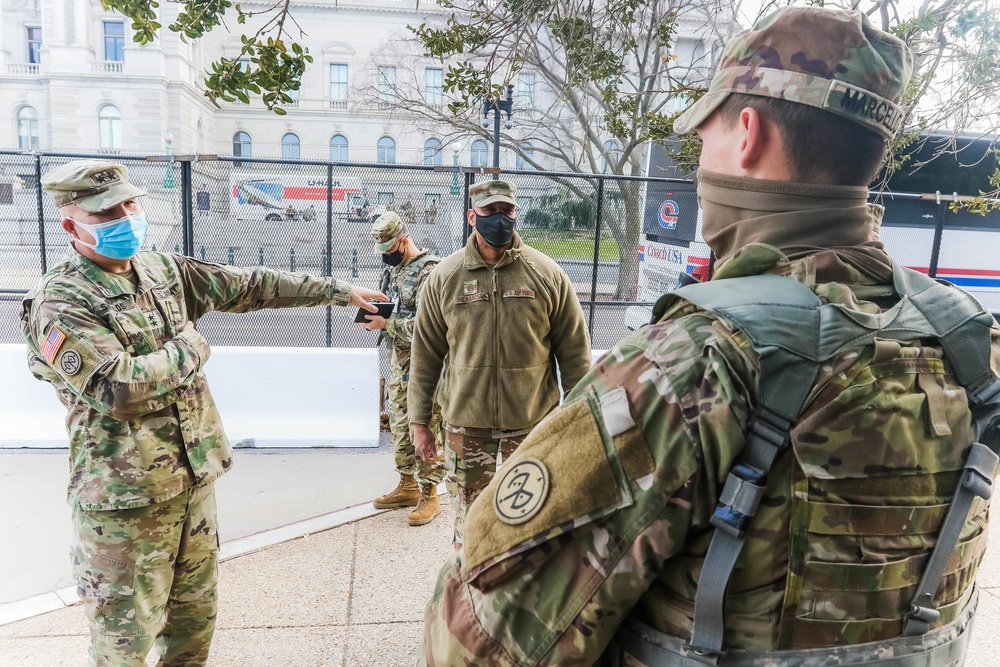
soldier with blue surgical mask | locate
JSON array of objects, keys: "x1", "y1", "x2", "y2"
[{"x1": 22, "y1": 159, "x2": 388, "y2": 667}]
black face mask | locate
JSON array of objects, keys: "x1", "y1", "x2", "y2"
[
  {"x1": 381, "y1": 249, "x2": 405, "y2": 266},
  {"x1": 475, "y1": 212, "x2": 517, "y2": 248}
]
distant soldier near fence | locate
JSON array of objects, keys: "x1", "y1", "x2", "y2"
[
  {"x1": 21, "y1": 158, "x2": 388, "y2": 667},
  {"x1": 362, "y1": 212, "x2": 446, "y2": 526}
]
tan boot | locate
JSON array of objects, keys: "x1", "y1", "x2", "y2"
[
  {"x1": 373, "y1": 474, "x2": 420, "y2": 509},
  {"x1": 408, "y1": 484, "x2": 442, "y2": 526}
]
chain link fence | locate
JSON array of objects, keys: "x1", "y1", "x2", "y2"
[{"x1": 1, "y1": 151, "x2": 998, "y2": 360}]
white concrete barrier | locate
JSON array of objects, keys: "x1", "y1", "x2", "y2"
[{"x1": 0, "y1": 345, "x2": 380, "y2": 448}]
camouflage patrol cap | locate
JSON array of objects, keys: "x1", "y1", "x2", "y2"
[
  {"x1": 674, "y1": 6, "x2": 913, "y2": 140},
  {"x1": 41, "y1": 159, "x2": 147, "y2": 213},
  {"x1": 470, "y1": 180, "x2": 517, "y2": 208},
  {"x1": 371, "y1": 211, "x2": 407, "y2": 252}
]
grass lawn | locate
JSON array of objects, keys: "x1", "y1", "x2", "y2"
[{"x1": 519, "y1": 229, "x2": 621, "y2": 261}]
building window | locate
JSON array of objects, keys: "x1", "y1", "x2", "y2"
[
  {"x1": 330, "y1": 64, "x2": 348, "y2": 108},
  {"x1": 377, "y1": 136, "x2": 396, "y2": 163},
  {"x1": 17, "y1": 106, "x2": 39, "y2": 150},
  {"x1": 98, "y1": 105, "x2": 121, "y2": 150},
  {"x1": 517, "y1": 72, "x2": 535, "y2": 108},
  {"x1": 26, "y1": 27, "x2": 42, "y2": 64},
  {"x1": 377, "y1": 66, "x2": 397, "y2": 104},
  {"x1": 281, "y1": 133, "x2": 300, "y2": 160},
  {"x1": 470, "y1": 139, "x2": 489, "y2": 168},
  {"x1": 602, "y1": 140, "x2": 621, "y2": 174},
  {"x1": 376, "y1": 192, "x2": 395, "y2": 207},
  {"x1": 423, "y1": 138, "x2": 442, "y2": 166},
  {"x1": 103, "y1": 22, "x2": 125, "y2": 62},
  {"x1": 426, "y1": 68, "x2": 443, "y2": 106},
  {"x1": 233, "y1": 131, "x2": 252, "y2": 167},
  {"x1": 516, "y1": 196, "x2": 533, "y2": 211},
  {"x1": 516, "y1": 142, "x2": 534, "y2": 170},
  {"x1": 330, "y1": 134, "x2": 349, "y2": 161}
]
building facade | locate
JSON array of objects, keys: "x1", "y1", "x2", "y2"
[{"x1": 0, "y1": 0, "x2": 727, "y2": 169}]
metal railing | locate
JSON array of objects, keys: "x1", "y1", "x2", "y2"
[{"x1": 1, "y1": 150, "x2": 997, "y2": 353}]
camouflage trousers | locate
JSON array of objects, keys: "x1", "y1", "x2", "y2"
[
  {"x1": 443, "y1": 424, "x2": 527, "y2": 549},
  {"x1": 71, "y1": 482, "x2": 219, "y2": 667},
  {"x1": 388, "y1": 347, "x2": 444, "y2": 485}
]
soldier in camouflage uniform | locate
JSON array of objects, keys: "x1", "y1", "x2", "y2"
[
  {"x1": 22, "y1": 159, "x2": 388, "y2": 667},
  {"x1": 363, "y1": 212, "x2": 445, "y2": 526},
  {"x1": 420, "y1": 8, "x2": 1000, "y2": 666},
  {"x1": 409, "y1": 180, "x2": 592, "y2": 548}
]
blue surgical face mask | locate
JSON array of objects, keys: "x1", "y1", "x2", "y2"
[{"x1": 70, "y1": 212, "x2": 149, "y2": 260}]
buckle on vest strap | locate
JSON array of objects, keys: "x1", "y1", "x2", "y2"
[
  {"x1": 962, "y1": 442, "x2": 998, "y2": 500},
  {"x1": 710, "y1": 463, "x2": 766, "y2": 539},
  {"x1": 968, "y1": 374, "x2": 1000, "y2": 408},
  {"x1": 904, "y1": 598, "x2": 941, "y2": 637}
]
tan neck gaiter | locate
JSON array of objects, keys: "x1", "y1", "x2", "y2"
[{"x1": 697, "y1": 169, "x2": 875, "y2": 265}]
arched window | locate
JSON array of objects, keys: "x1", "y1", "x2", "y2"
[
  {"x1": 330, "y1": 134, "x2": 349, "y2": 161},
  {"x1": 470, "y1": 139, "x2": 489, "y2": 168},
  {"x1": 377, "y1": 136, "x2": 396, "y2": 163},
  {"x1": 516, "y1": 142, "x2": 534, "y2": 170},
  {"x1": 281, "y1": 132, "x2": 300, "y2": 160},
  {"x1": 423, "y1": 138, "x2": 442, "y2": 166},
  {"x1": 602, "y1": 140, "x2": 622, "y2": 174},
  {"x1": 98, "y1": 105, "x2": 121, "y2": 150},
  {"x1": 17, "y1": 106, "x2": 39, "y2": 151},
  {"x1": 233, "y1": 131, "x2": 252, "y2": 167}
]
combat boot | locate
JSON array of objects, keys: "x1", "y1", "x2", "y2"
[
  {"x1": 407, "y1": 484, "x2": 442, "y2": 526},
  {"x1": 372, "y1": 474, "x2": 420, "y2": 509}
]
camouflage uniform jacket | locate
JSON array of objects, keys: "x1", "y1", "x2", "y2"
[
  {"x1": 384, "y1": 249, "x2": 439, "y2": 351},
  {"x1": 409, "y1": 232, "x2": 591, "y2": 431},
  {"x1": 22, "y1": 245, "x2": 353, "y2": 511},
  {"x1": 420, "y1": 243, "x2": 1000, "y2": 666}
]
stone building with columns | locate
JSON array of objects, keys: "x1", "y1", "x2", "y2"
[{"x1": 0, "y1": 0, "x2": 729, "y2": 170}]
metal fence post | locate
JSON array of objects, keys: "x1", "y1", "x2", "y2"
[
  {"x1": 180, "y1": 161, "x2": 193, "y2": 256},
  {"x1": 34, "y1": 154, "x2": 47, "y2": 273},
  {"x1": 462, "y1": 171, "x2": 473, "y2": 245},
  {"x1": 928, "y1": 191, "x2": 946, "y2": 279},
  {"x1": 589, "y1": 178, "x2": 605, "y2": 337},
  {"x1": 325, "y1": 163, "x2": 334, "y2": 348}
]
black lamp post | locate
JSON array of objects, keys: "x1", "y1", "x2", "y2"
[{"x1": 481, "y1": 84, "x2": 514, "y2": 177}]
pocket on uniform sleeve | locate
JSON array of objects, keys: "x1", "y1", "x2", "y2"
[{"x1": 72, "y1": 544, "x2": 138, "y2": 638}]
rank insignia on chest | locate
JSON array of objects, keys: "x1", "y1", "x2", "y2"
[
  {"x1": 42, "y1": 326, "x2": 66, "y2": 364},
  {"x1": 463, "y1": 280, "x2": 478, "y2": 296}
]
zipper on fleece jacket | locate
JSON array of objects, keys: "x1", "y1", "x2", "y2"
[{"x1": 492, "y1": 267, "x2": 500, "y2": 428}]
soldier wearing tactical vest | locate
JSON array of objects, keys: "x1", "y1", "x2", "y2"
[
  {"x1": 363, "y1": 212, "x2": 446, "y2": 525},
  {"x1": 419, "y1": 7, "x2": 1000, "y2": 666}
]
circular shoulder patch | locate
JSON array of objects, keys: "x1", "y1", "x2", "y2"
[
  {"x1": 60, "y1": 349, "x2": 82, "y2": 376},
  {"x1": 494, "y1": 458, "x2": 550, "y2": 525}
]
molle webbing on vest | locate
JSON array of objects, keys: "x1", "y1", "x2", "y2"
[
  {"x1": 394, "y1": 253, "x2": 438, "y2": 319},
  {"x1": 647, "y1": 264, "x2": 1000, "y2": 661}
]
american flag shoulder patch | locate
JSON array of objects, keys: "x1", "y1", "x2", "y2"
[{"x1": 41, "y1": 326, "x2": 67, "y2": 364}]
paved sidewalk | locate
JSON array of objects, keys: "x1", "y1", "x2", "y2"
[{"x1": 0, "y1": 502, "x2": 455, "y2": 667}]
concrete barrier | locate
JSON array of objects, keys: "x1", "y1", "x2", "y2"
[{"x1": 0, "y1": 345, "x2": 380, "y2": 448}]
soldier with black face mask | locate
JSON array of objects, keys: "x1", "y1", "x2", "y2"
[
  {"x1": 364, "y1": 212, "x2": 446, "y2": 526},
  {"x1": 408, "y1": 180, "x2": 592, "y2": 549}
]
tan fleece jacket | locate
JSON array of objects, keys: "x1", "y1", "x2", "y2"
[{"x1": 408, "y1": 232, "x2": 591, "y2": 431}]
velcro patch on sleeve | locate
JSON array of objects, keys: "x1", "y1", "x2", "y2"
[{"x1": 41, "y1": 326, "x2": 66, "y2": 364}]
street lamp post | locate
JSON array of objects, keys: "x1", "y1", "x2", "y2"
[
  {"x1": 481, "y1": 84, "x2": 514, "y2": 178},
  {"x1": 449, "y1": 141, "x2": 461, "y2": 195},
  {"x1": 163, "y1": 129, "x2": 175, "y2": 189}
]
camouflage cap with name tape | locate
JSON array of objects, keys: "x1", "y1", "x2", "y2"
[
  {"x1": 469, "y1": 180, "x2": 517, "y2": 209},
  {"x1": 371, "y1": 211, "x2": 408, "y2": 252},
  {"x1": 41, "y1": 159, "x2": 148, "y2": 213},
  {"x1": 674, "y1": 6, "x2": 913, "y2": 140}
]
